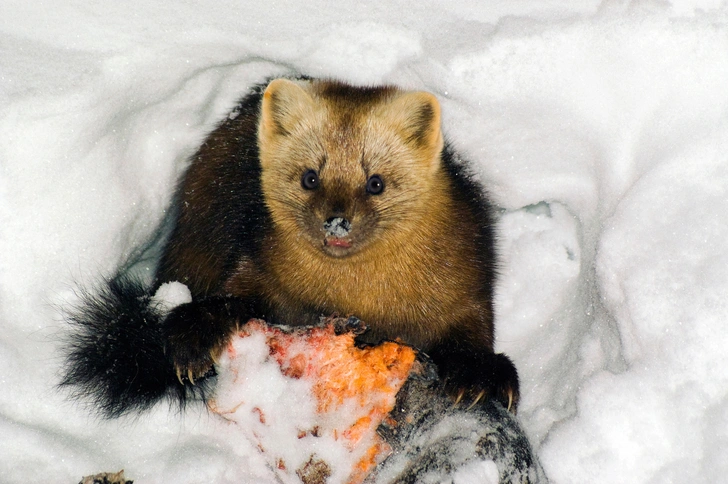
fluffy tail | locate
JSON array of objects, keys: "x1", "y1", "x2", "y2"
[{"x1": 60, "y1": 275, "x2": 204, "y2": 418}]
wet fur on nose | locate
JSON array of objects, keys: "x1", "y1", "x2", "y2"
[{"x1": 324, "y1": 217, "x2": 352, "y2": 238}]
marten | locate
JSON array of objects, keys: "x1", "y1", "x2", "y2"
[{"x1": 61, "y1": 78, "x2": 519, "y2": 418}]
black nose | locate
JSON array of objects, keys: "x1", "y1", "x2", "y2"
[{"x1": 324, "y1": 217, "x2": 352, "y2": 237}]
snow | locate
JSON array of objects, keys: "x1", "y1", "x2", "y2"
[
  {"x1": 211, "y1": 330, "x2": 324, "y2": 484},
  {"x1": 152, "y1": 282, "x2": 193, "y2": 314},
  {"x1": 452, "y1": 460, "x2": 500, "y2": 484},
  {"x1": 1, "y1": 1, "x2": 727, "y2": 482}
]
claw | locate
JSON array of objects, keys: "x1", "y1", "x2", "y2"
[
  {"x1": 507, "y1": 390, "x2": 514, "y2": 413},
  {"x1": 466, "y1": 390, "x2": 486, "y2": 411},
  {"x1": 176, "y1": 368, "x2": 184, "y2": 386},
  {"x1": 188, "y1": 369, "x2": 196, "y2": 385},
  {"x1": 453, "y1": 388, "x2": 465, "y2": 407}
]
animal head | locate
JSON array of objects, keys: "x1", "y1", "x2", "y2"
[{"x1": 258, "y1": 78, "x2": 445, "y2": 258}]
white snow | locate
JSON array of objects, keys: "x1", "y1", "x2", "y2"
[
  {"x1": 1, "y1": 1, "x2": 727, "y2": 483},
  {"x1": 453, "y1": 460, "x2": 500, "y2": 484},
  {"x1": 152, "y1": 282, "x2": 193, "y2": 314},
  {"x1": 210, "y1": 331, "x2": 323, "y2": 484}
]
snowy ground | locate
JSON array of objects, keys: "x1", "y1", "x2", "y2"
[{"x1": 2, "y1": 1, "x2": 728, "y2": 482}]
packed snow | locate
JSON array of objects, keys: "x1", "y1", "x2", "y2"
[{"x1": 1, "y1": 1, "x2": 727, "y2": 482}]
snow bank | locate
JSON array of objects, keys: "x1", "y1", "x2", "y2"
[{"x1": 1, "y1": 0, "x2": 727, "y2": 482}]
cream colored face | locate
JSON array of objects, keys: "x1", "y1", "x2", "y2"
[{"x1": 258, "y1": 79, "x2": 444, "y2": 259}]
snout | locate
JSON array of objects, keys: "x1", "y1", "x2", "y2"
[
  {"x1": 323, "y1": 217, "x2": 353, "y2": 251},
  {"x1": 324, "y1": 217, "x2": 352, "y2": 238}
]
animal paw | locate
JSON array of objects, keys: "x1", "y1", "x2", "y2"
[
  {"x1": 431, "y1": 348, "x2": 520, "y2": 413},
  {"x1": 162, "y1": 297, "x2": 245, "y2": 385}
]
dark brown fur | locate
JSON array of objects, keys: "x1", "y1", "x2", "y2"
[{"x1": 159, "y1": 79, "x2": 519, "y2": 410}]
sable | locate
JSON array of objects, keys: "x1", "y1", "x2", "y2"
[{"x1": 62, "y1": 78, "x2": 519, "y2": 417}]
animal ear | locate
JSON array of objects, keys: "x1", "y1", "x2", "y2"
[
  {"x1": 379, "y1": 91, "x2": 444, "y2": 168},
  {"x1": 259, "y1": 79, "x2": 315, "y2": 141}
]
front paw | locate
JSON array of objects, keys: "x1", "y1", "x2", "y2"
[
  {"x1": 432, "y1": 349, "x2": 520, "y2": 413},
  {"x1": 162, "y1": 299, "x2": 241, "y2": 385}
]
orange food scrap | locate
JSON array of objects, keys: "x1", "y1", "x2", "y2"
[{"x1": 223, "y1": 320, "x2": 416, "y2": 483}]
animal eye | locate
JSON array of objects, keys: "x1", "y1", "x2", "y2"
[
  {"x1": 366, "y1": 175, "x2": 384, "y2": 195},
  {"x1": 301, "y1": 169, "x2": 320, "y2": 190}
]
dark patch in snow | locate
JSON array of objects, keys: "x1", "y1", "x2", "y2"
[{"x1": 370, "y1": 362, "x2": 547, "y2": 483}]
